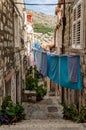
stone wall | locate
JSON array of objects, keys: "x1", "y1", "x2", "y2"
[
  {"x1": 55, "y1": 0, "x2": 86, "y2": 108},
  {"x1": 0, "y1": 0, "x2": 14, "y2": 104},
  {"x1": 61, "y1": 0, "x2": 86, "y2": 107},
  {"x1": 0, "y1": 0, "x2": 25, "y2": 105}
]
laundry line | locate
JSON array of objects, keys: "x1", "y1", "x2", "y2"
[
  {"x1": 31, "y1": 47, "x2": 82, "y2": 91},
  {"x1": 15, "y1": 2, "x2": 72, "y2": 6}
]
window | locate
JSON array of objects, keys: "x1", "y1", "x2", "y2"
[{"x1": 72, "y1": 0, "x2": 83, "y2": 49}]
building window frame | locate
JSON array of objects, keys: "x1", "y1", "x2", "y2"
[{"x1": 72, "y1": 0, "x2": 83, "y2": 49}]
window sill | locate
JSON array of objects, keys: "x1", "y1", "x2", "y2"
[
  {"x1": 72, "y1": 44, "x2": 82, "y2": 49},
  {"x1": 70, "y1": 48, "x2": 83, "y2": 53}
]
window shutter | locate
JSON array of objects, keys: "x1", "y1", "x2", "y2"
[
  {"x1": 73, "y1": 8, "x2": 76, "y2": 21},
  {"x1": 72, "y1": 0, "x2": 83, "y2": 49},
  {"x1": 72, "y1": 23, "x2": 76, "y2": 45},
  {"x1": 76, "y1": 21, "x2": 80, "y2": 45},
  {"x1": 77, "y1": 3, "x2": 81, "y2": 18}
]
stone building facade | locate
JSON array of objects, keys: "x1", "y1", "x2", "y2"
[
  {"x1": 55, "y1": 0, "x2": 86, "y2": 108},
  {"x1": 0, "y1": 0, "x2": 25, "y2": 105}
]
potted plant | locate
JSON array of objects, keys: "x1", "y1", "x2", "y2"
[
  {"x1": 25, "y1": 75, "x2": 38, "y2": 91},
  {"x1": 0, "y1": 96, "x2": 25, "y2": 125},
  {"x1": 35, "y1": 85, "x2": 47, "y2": 101},
  {"x1": 25, "y1": 66, "x2": 47, "y2": 102}
]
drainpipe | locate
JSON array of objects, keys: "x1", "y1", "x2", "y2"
[
  {"x1": 62, "y1": 0, "x2": 66, "y2": 54},
  {"x1": 61, "y1": 0, "x2": 66, "y2": 104}
]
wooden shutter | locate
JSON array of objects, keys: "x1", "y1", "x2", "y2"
[
  {"x1": 76, "y1": 20, "x2": 80, "y2": 45},
  {"x1": 72, "y1": 0, "x2": 82, "y2": 49},
  {"x1": 72, "y1": 23, "x2": 76, "y2": 45}
]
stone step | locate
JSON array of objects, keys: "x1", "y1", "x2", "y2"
[
  {"x1": 0, "y1": 120, "x2": 85, "y2": 130},
  {"x1": 0, "y1": 127, "x2": 84, "y2": 130}
]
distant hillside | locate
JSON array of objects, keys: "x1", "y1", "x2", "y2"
[
  {"x1": 33, "y1": 23, "x2": 54, "y2": 34},
  {"x1": 32, "y1": 10, "x2": 57, "y2": 29},
  {"x1": 31, "y1": 10, "x2": 57, "y2": 35},
  {"x1": 32, "y1": 11, "x2": 56, "y2": 28},
  {"x1": 27, "y1": 10, "x2": 57, "y2": 44}
]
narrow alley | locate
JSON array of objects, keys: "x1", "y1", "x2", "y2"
[
  {"x1": 0, "y1": 0, "x2": 86, "y2": 130},
  {"x1": 0, "y1": 95, "x2": 86, "y2": 130},
  {"x1": 0, "y1": 94, "x2": 86, "y2": 130}
]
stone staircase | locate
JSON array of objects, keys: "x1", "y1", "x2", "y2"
[
  {"x1": 0, "y1": 97, "x2": 86, "y2": 130},
  {"x1": 0, "y1": 120, "x2": 85, "y2": 130}
]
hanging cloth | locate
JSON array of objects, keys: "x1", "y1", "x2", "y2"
[
  {"x1": 59, "y1": 55, "x2": 82, "y2": 90},
  {"x1": 47, "y1": 54, "x2": 59, "y2": 84},
  {"x1": 40, "y1": 51, "x2": 47, "y2": 76},
  {"x1": 36, "y1": 51, "x2": 42, "y2": 72},
  {"x1": 68, "y1": 55, "x2": 78, "y2": 82}
]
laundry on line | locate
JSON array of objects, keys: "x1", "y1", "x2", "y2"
[{"x1": 32, "y1": 48, "x2": 82, "y2": 91}]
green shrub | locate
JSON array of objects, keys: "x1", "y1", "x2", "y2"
[
  {"x1": 78, "y1": 106, "x2": 86, "y2": 123},
  {"x1": 34, "y1": 23, "x2": 54, "y2": 34},
  {"x1": 63, "y1": 103, "x2": 79, "y2": 122},
  {"x1": 15, "y1": 104, "x2": 25, "y2": 121},
  {"x1": 35, "y1": 84, "x2": 47, "y2": 97},
  {"x1": 25, "y1": 66, "x2": 47, "y2": 99},
  {"x1": 1, "y1": 96, "x2": 13, "y2": 109},
  {"x1": 62, "y1": 103, "x2": 86, "y2": 123},
  {"x1": 0, "y1": 97, "x2": 25, "y2": 123},
  {"x1": 26, "y1": 76, "x2": 38, "y2": 90}
]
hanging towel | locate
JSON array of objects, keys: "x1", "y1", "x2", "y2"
[
  {"x1": 47, "y1": 54, "x2": 59, "y2": 84},
  {"x1": 59, "y1": 55, "x2": 82, "y2": 90},
  {"x1": 40, "y1": 52, "x2": 47, "y2": 76},
  {"x1": 68, "y1": 55, "x2": 78, "y2": 82},
  {"x1": 33, "y1": 41, "x2": 43, "y2": 51},
  {"x1": 36, "y1": 51, "x2": 42, "y2": 72}
]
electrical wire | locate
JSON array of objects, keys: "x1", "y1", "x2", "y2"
[{"x1": 14, "y1": 2, "x2": 72, "y2": 6}]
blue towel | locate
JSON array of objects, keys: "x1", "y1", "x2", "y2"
[
  {"x1": 33, "y1": 41, "x2": 43, "y2": 51},
  {"x1": 34, "y1": 50, "x2": 42, "y2": 72},
  {"x1": 36, "y1": 51, "x2": 42, "y2": 72},
  {"x1": 59, "y1": 55, "x2": 82, "y2": 90},
  {"x1": 47, "y1": 54, "x2": 59, "y2": 84},
  {"x1": 33, "y1": 49, "x2": 82, "y2": 91},
  {"x1": 40, "y1": 52, "x2": 47, "y2": 76},
  {"x1": 68, "y1": 55, "x2": 78, "y2": 82}
]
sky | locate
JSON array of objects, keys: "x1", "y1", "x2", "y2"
[{"x1": 24, "y1": 0, "x2": 58, "y2": 16}]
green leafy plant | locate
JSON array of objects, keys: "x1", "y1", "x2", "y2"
[
  {"x1": 26, "y1": 76, "x2": 38, "y2": 90},
  {"x1": 26, "y1": 66, "x2": 33, "y2": 76},
  {"x1": 25, "y1": 66, "x2": 47, "y2": 101},
  {"x1": 62, "y1": 102, "x2": 86, "y2": 123},
  {"x1": 78, "y1": 106, "x2": 86, "y2": 123},
  {"x1": 35, "y1": 84, "x2": 47, "y2": 97},
  {"x1": 0, "y1": 97, "x2": 25, "y2": 124},
  {"x1": 15, "y1": 104, "x2": 25, "y2": 121},
  {"x1": 62, "y1": 103, "x2": 79, "y2": 122},
  {"x1": 1, "y1": 96, "x2": 13, "y2": 110},
  {"x1": 34, "y1": 66, "x2": 43, "y2": 79}
]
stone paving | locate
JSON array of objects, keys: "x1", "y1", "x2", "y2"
[
  {"x1": 0, "y1": 119, "x2": 85, "y2": 130},
  {"x1": 0, "y1": 96, "x2": 86, "y2": 130},
  {"x1": 22, "y1": 96, "x2": 63, "y2": 120}
]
